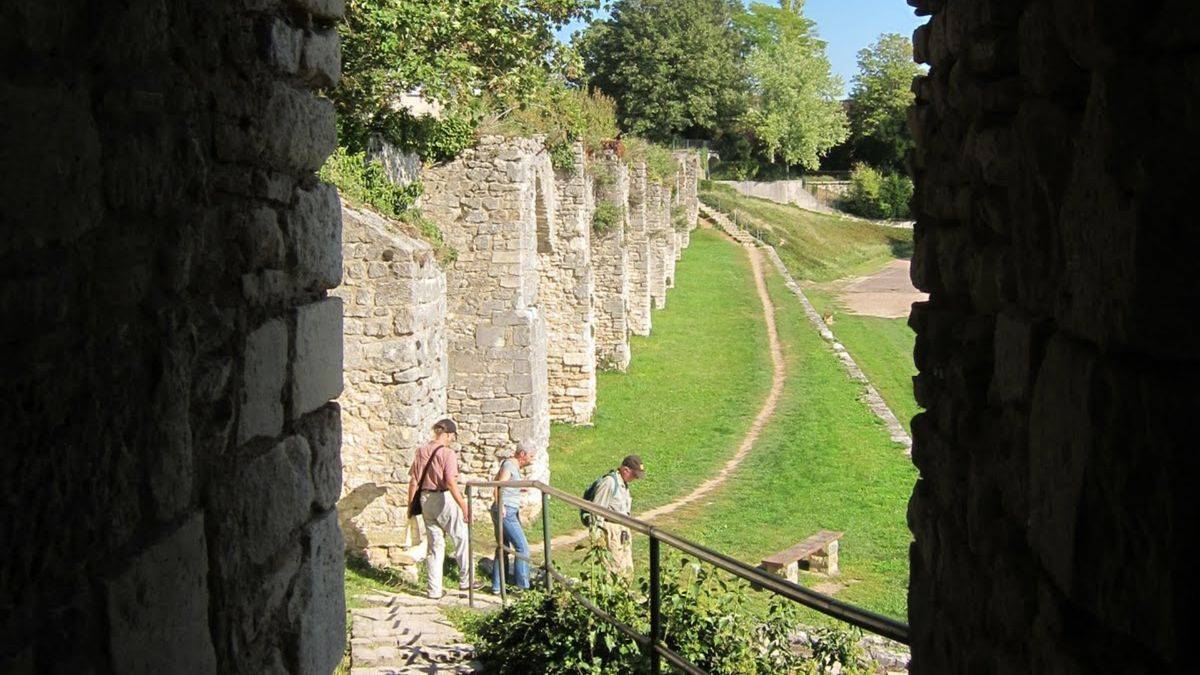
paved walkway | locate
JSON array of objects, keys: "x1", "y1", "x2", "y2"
[
  {"x1": 830, "y1": 259, "x2": 927, "y2": 319},
  {"x1": 348, "y1": 588, "x2": 500, "y2": 674},
  {"x1": 547, "y1": 222, "x2": 787, "y2": 551}
]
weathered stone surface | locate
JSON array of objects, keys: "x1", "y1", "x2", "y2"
[
  {"x1": 240, "y1": 318, "x2": 288, "y2": 445},
  {"x1": 908, "y1": 1, "x2": 1200, "y2": 671},
  {"x1": 294, "y1": 509, "x2": 346, "y2": 675},
  {"x1": 624, "y1": 160, "x2": 653, "y2": 336},
  {"x1": 591, "y1": 154, "x2": 632, "y2": 372},
  {"x1": 105, "y1": 514, "x2": 217, "y2": 674},
  {"x1": 298, "y1": 403, "x2": 343, "y2": 510},
  {"x1": 334, "y1": 205, "x2": 446, "y2": 563},
  {"x1": 294, "y1": 296, "x2": 344, "y2": 416},
  {"x1": 292, "y1": 182, "x2": 343, "y2": 290},
  {"x1": 208, "y1": 435, "x2": 314, "y2": 576}
]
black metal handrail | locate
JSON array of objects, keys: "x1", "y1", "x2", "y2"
[{"x1": 463, "y1": 479, "x2": 908, "y2": 674}]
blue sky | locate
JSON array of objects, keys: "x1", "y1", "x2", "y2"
[{"x1": 556, "y1": 1, "x2": 926, "y2": 96}]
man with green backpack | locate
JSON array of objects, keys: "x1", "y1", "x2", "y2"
[{"x1": 581, "y1": 455, "x2": 646, "y2": 576}]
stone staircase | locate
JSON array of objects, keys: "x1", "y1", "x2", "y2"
[{"x1": 349, "y1": 588, "x2": 501, "y2": 674}]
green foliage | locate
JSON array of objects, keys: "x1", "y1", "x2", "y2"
[
  {"x1": 739, "y1": 2, "x2": 848, "y2": 170},
  {"x1": 400, "y1": 209, "x2": 458, "y2": 266},
  {"x1": 377, "y1": 110, "x2": 476, "y2": 162},
  {"x1": 466, "y1": 544, "x2": 803, "y2": 674},
  {"x1": 809, "y1": 627, "x2": 865, "y2": 674},
  {"x1": 844, "y1": 164, "x2": 912, "y2": 220},
  {"x1": 673, "y1": 210, "x2": 691, "y2": 232},
  {"x1": 485, "y1": 84, "x2": 621, "y2": 167},
  {"x1": 579, "y1": 0, "x2": 749, "y2": 141},
  {"x1": 623, "y1": 137, "x2": 679, "y2": 184},
  {"x1": 848, "y1": 33, "x2": 922, "y2": 174},
  {"x1": 335, "y1": 0, "x2": 597, "y2": 154},
  {"x1": 592, "y1": 201, "x2": 625, "y2": 234},
  {"x1": 319, "y1": 147, "x2": 422, "y2": 217}
]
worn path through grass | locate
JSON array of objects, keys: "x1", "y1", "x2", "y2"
[{"x1": 530, "y1": 228, "x2": 774, "y2": 544}]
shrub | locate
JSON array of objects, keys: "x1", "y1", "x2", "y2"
[
  {"x1": 465, "y1": 543, "x2": 806, "y2": 675},
  {"x1": 843, "y1": 164, "x2": 912, "y2": 220},
  {"x1": 319, "y1": 147, "x2": 422, "y2": 218},
  {"x1": 592, "y1": 201, "x2": 625, "y2": 235}
]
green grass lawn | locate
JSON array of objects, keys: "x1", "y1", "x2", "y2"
[
  {"x1": 655, "y1": 268, "x2": 916, "y2": 621},
  {"x1": 806, "y1": 288, "x2": 920, "y2": 434},
  {"x1": 699, "y1": 182, "x2": 912, "y2": 283},
  {"x1": 533, "y1": 228, "x2": 773, "y2": 542}
]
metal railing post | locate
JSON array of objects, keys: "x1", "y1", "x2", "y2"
[
  {"x1": 495, "y1": 500, "x2": 507, "y2": 607},
  {"x1": 649, "y1": 534, "x2": 662, "y2": 675},
  {"x1": 542, "y1": 491, "x2": 553, "y2": 593},
  {"x1": 467, "y1": 487, "x2": 475, "y2": 609}
]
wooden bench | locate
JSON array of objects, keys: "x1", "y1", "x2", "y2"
[{"x1": 760, "y1": 530, "x2": 843, "y2": 582}]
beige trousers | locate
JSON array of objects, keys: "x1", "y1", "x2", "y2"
[{"x1": 601, "y1": 521, "x2": 634, "y2": 577}]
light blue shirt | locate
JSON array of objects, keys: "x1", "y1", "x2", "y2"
[{"x1": 498, "y1": 458, "x2": 523, "y2": 511}]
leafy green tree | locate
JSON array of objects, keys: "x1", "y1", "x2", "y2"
[
  {"x1": 848, "y1": 33, "x2": 922, "y2": 173},
  {"x1": 336, "y1": 0, "x2": 598, "y2": 151},
  {"x1": 578, "y1": 0, "x2": 749, "y2": 141},
  {"x1": 739, "y1": 1, "x2": 847, "y2": 170}
]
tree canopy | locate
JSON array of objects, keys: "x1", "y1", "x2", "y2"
[
  {"x1": 578, "y1": 0, "x2": 749, "y2": 142},
  {"x1": 336, "y1": 0, "x2": 598, "y2": 151},
  {"x1": 739, "y1": 1, "x2": 847, "y2": 170},
  {"x1": 847, "y1": 33, "x2": 922, "y2": 174}
]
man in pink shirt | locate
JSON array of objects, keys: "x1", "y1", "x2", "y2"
[{"x1": 407, "y1": 419, "x2": 473, "y2": 599}]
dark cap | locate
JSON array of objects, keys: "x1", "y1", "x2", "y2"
[
  {"x1": 621, "y1": 454, "x2": 646, "y2": 478},
  {"x1": 433, "y1": 418, "x2": 457, "y2": 434}
]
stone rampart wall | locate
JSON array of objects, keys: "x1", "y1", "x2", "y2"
[
  {"x1": 625, "y1": 162, "x2": 653, "y2": 336},
  {"x1": 422, "y1": 137, "x2": 551, "y2": 515},
  {"x1": 907, "y1": 0, "x2": 1198, "y2": 671},
  {"x1": 335, "y1": 205, "x2": 446, "y2": 568},
  {"x1": 542, "y1": 143, "x2": 598, "y2": 424},
  {"x1": 591, "y1": 156, "x2": 633, "y2": 371},
  {"x1": 1, "y1": 0, "x2": 347, "y2": 671},
  {"x1": 648, "y1": 182, "x2": 672, "y2": 310}
]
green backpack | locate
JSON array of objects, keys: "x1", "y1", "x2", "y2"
[{"x1": 580, "y1": 471, "x2": 620, "y2": 527}]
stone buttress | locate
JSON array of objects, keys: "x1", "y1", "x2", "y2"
[
  {"x1": 590, "y1": 154, "x2": 633, "y2": 372},
  {"x1": 624, "y1": 160, "x2": 653, "y2": 336}
]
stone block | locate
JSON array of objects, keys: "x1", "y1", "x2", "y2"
[
  {"x1": 300, "y1": 28, "x2": 340, "y2": 89},
  {"x1": 265, "y1": 17, "x2": 302, "y2": 74},
  {"x1": 292, "y1": 510, "x2": 346, "y2": 675},
  {"x1": 298, "y1": 403, "x2": 342, "y2": 510},
  {"x1": 208, "y1": 435, "x2": 314, "y2": 576},
  {"x1": 105, "y1": 513, "x2": 217, "y2": 674},
  {"x1": 288, "y1": 0, "x2": 346, "y2": 20},
  {"x1": 239, "y1": 318, "x2": 287, "y2": 445},
  {"x1": 292, "y1": 182, "x2": 342, "y2": 290},
  {"x1": 293, "y1": 297, "x2": 344, "y2": 417}
]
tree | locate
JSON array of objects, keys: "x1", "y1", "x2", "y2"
[
  {"x1": 578, "y1": 0, "x2": 749, "y2": 141},
  {"x1": 739, "y1": 1, "x2": 847, "y2": 170},
  {"x1": 848, "y1": 33, "x2": 922, "y2": 173},
  {"x1": 335, "y1": 0, "x2": 598, "y2": 151}
]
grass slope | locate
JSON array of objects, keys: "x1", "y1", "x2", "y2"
[
  {"x1": 537, "y1": 228, "x2": 773, "y2": 541},
  {"x1": 807, "y1": 289, "x2": 920, "y2": 434},
  {"x1": 699, "y1": 182, "x2": 912, "y2": 283},
  {"x1": 657, "y1": 268, "x2": 916, "y2": 621}
]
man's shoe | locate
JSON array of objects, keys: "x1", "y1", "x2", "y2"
[{"x1": 427, "y1": 592, "x2": 445, "y2": 601}]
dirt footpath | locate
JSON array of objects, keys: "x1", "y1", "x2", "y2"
[{"x1": 833, "y1": 260, "x2": 927, "y2": 319}]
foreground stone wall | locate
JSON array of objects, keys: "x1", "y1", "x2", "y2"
[
  {"x1": 0, "y1": 0, "x2": 346, "y2": 671},
  {"x1": 335, "y1": 206, "x2": 446, "y2": 568},
  {"x1": 591, "y1": 155, "x2": 633, "y2": 371},
  {"x1": 542, "y1": 143, "x2": 598, "y2": 424},
  {"x1": 624, "y1": 161, "x2": 653, "y2": 336},
  {"x1": 422, "y1": 137, "x2": 552, "y2": 514},
  {"x1": 908, "y1": 0, "x2": 1198, "y2": 671}
]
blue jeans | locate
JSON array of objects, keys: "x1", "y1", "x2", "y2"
[{"x1": 490, "y1": 504, "x2": 530, "y2": 592}]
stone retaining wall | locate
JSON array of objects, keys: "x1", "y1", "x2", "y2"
[
  {"x1": 1, "y1": 1, "x2": 347, "y2": 670},
  {"x1": 591, "y1": 155, "x2": 633, "y2": 371},
  {"x1": 907, "y1": 0, "x2": 1198, "y2": 671},
  {"x1": 335, "y1": 205, "x2": 446, "y2": 568},
  {"x1": 625, "y1": 161, "x2": 653, "y2": 336},
  {"x1": 422, "y1": 137, "x2": 552, "y2": 515},
  {"x1": 648, "y1": 182, "x2": 672, "y2": 310},
  {"x1": 542, "y1": 143, "x2": 598, "y2": 424}
]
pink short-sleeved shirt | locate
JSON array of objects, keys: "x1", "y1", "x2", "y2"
[{"x1": 409, "y1": 442, "x2": 458, "y2": 491}]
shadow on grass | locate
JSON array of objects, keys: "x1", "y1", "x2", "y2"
[{"x1": 887, "y1": 236, "x2": 913, "y2": 260}]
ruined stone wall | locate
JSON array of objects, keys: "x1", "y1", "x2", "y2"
[
  {"x1": 591, "y1": 156, "x2": 633, "y2": 371},
  {"x1": 907, "y1": 0, "x2": 1199, "y2": 671},
  {"x1": 647, "y1": 182, "x2": 672, "y2": 310},
  {"x1": 0, "y1": 0, "x2": 346, "y2": 671},
  {"x1": 625, "y1": 161, "x2": 654, "y2": 336},
  {"x1": 542, "y1": 143, "x2": 598, "y2": 424},
  {"x1": 422, "y1": 137, "x2": 551, "y2": 514},
  {"x1": 335, "y1": 205, "x2": 446, "y2": 569}
]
